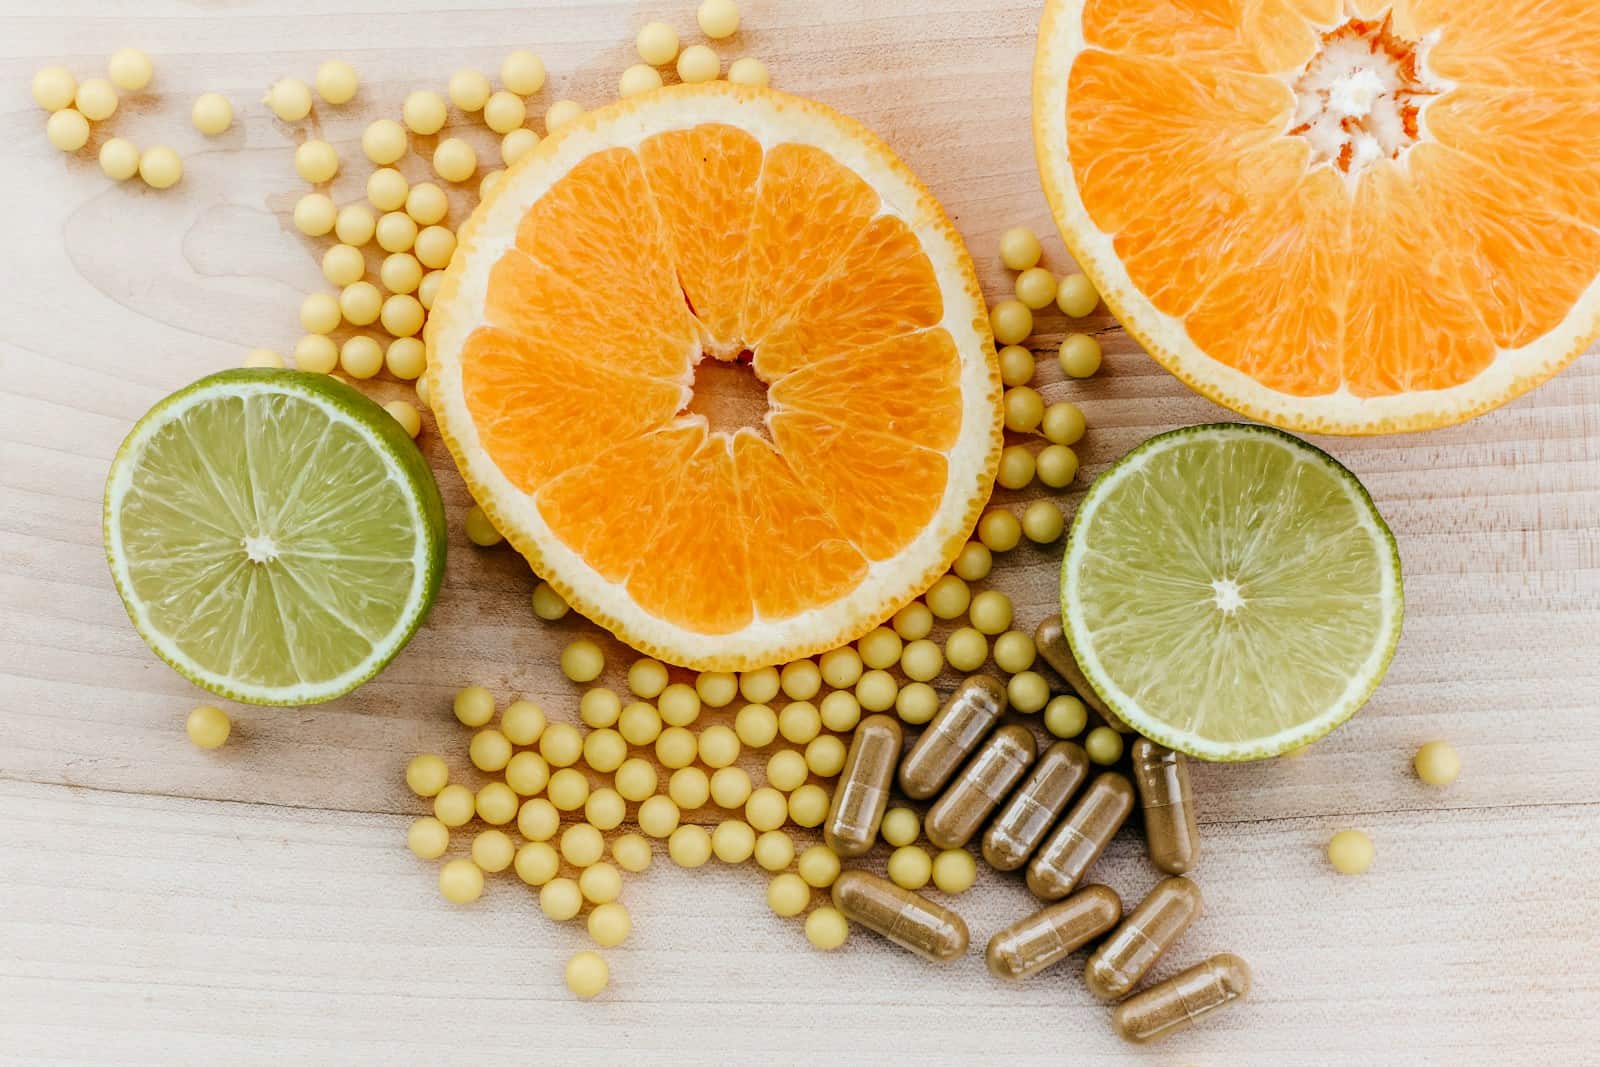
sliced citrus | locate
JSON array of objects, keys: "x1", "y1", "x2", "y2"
[
  {"x1": 427, "y1": 84, "x2": 1002, "y2": 670},
  {"x1": 1061, "y1": 424, "x2": 1403, "y2": 761},
  {"x1": 103, "y1": 370, "x2": 447, "y2": 705},
  {"x1": 1035, "y1": 0, "x2": 1600, "y2": 434}
]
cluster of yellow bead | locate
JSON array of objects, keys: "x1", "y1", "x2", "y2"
[
  {"x1": 32, "y1": 50, "x2": 183, "y2": 190},
  {"x1": 627, "y1": 2, "x2": 764, "y2": 94}
]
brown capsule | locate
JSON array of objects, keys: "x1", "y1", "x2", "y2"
[
  {"x1": 983, "y1": 741, "x2": 1089, "y2": 871},
  {"x1": 1111, "y1": 952, "x2": 1251, "y2": 1044},
  {"x1": 1026, "y1": 771, "x2": 1135, "y2": 900},
  {"x1": 984, "y1": 883, "x2": 1121, "y2": 981},
  {"x1": 1034, "y1": 614, "x2": 1128, "y2": 732},
  {"x1": 924, "y1": 724, "x2": 1037, "y2": 850},
  {"x1": 897, "y1": 675, "x2": 1007, "y2": 800},
  {"x1": 1084, "y1": 876, "x2": 1203, "y2": 1000},
  {"x1": 831, "y1": 869, "x2": 969, "y2": 963},
  {"x1": 1131, "y1": 738, "x2": 1201, "y2": 875},
  {"x1": 823, "y1": 714, "x2": 902, "y2": 858}
]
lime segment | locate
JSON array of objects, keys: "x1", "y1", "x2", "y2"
[
  {"x1": 1061, "y1": 424, "x2": 1402, "y2": 760},
  {"x1": 105, "y1": 369, "x2": 446, "y2": 705}
]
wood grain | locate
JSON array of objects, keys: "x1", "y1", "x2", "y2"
[{"x1": 2, "y1": 2, "x2": 1598, "y2": 1063}]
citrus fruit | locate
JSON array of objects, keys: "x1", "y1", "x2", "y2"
[
  {"x1": 427, "y1": 83, "x2": 1003, "y2": 670},
  {"x1": 104, "y1": 369, "x2": 446, "y2": 705},
  {"x1": 1060, "y1": 423, "x2": 1403, "y2": 760},
  {"x1": 1034, "y1": 0, "x2": 1600, "y2": 434}
]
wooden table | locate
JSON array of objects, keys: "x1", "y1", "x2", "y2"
[{"x1": 3, "y1": 2, "x2": 1597, "y2": 1062}]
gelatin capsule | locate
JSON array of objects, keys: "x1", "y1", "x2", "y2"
[
  {"x1": 1084, "y1": 876, "x2": 1203, "y2": 1000},
  {"x1": 924, "y1": 724, "x2": 1037, "y2": 850},
  {"x1": 985, "y1": 883, "x2": 1121, "y2": 981},
  {"x1": 1131, "y1": 738, "x2": 1201, "y2": 875},
  {"x1": 897, "y1": 675, "x2": 1007, "y2": 799},
  {"x1": 983, "y1": 741, "x2": 1089, "y2": 871},
  {"x1": 830, "y1": 869, "x2": 969, "y2": 963},
  {"x1": 1111, "y1": 952, "x2": 1250, "y2": 1044},
  {"x1": 1034, "y1": 615, "x2": 1128, "y2": 731},
  {"x1": 1026, "y1": 771, "x2": 1134, "y2": 900},
  {"x1": 823, "y1": 714, "x2": 902, "y2": 858}
]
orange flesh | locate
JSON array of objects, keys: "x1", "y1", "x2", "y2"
[
  {"x1": 1068, "y1": 0, "x2": 1600, "y2": 399},
  {"x1": 471, "y1": 123, "x2": 964, "y2": 630}
]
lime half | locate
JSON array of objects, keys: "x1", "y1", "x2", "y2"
[
  {"x1": 1061, "y1": 423, "x2": 1402, "y2": 761},
  {"x1": 104, "y1": 369, "x2": 446, "y2": 705}
]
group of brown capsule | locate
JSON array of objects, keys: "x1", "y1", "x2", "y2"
[{"x1": 820, "y1": 615, "x2": 1250, "y2": 1045}]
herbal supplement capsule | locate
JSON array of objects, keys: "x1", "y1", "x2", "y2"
[
  {"x1": 1085, "y1": 876, "x2": 1204, "y2": 1000},
  {"x1": 1034, "y1": 614, "x2": 1125, "y2": 729},
  {"x1": 822, "y1": 714, "x2": 902, "y2": 858},
  {"x1": 984, "y1": 884, "x2": 1121, "y2": 981},
  {"x1": 897, "y1": 675, "x2": 1007, "y2": 800},
  {"x1": 1131, "y1": 738, "x2": 1201, "y2": 875},
  {"x1": 983, "y1": 741, "x2": 1089, "y2": 871},
  {"x1": 830, "y1": 870, "x2": 969, "y2": 964},
  {"x1": 1026, "y1": 772, "x2": 1135, "y2": 900},
  {"x1": 1111, "y1": 953, "x2": 1251, "y2": 1044},
  {"x1": 924, "y1": 724, "x2": 1037, "y2": 850}
]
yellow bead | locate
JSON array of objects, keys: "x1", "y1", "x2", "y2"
[
  {"x1": 439, "y1": 858, "x2": 484, "y2": 904},
  {"x1": 1414, "y1": 741, "x2": 1461, "y2": 786},
  {"x1": 293, "y1": 192, "x2": 336, "y2": 236},
  {"x1": 892, "y1": 602, "x2": 934, "y2": 642},
  {"x1": 561, "y1": 638, "x2": 605, "y2": 683},
  {"x1": 668, "y1": 766, "x2": 710, "y2": 810},
  {"x1": 710, "y1": 766, "x2": 753, "y2": 809},
  {"x1": 407, "y1": 187, "x2": 448, "y2": 235},
  {"x1": 858, "y1": 627, "x2": 903, "y2": 670},
  {"x1": 314, "y1": 60, "x2": 359, "y2": 104},
  {"x1": 712, "y1": 819, "x2": 756, "y2": 863},
  {"x1": 745, "y1": 787, "x2": 788, "y2": 832},
  {"x1": 335, "y1": 204, "x2": 376, "y2": 246},
  {"x1": 380, "y1": 252, "x2": 423, "y2": 296},
  {"x1": 697, "y1": 0, "x2": 741, "y2": 38},
  {"x1": 998, "y1": 226, "x2": 1042, "y2": 271},
  {"x1": 46, "y1": 109, "x2": 90, "y2": 152},
  {"x1": 564, "y1": 951, "x2": 608, "y2": 998},
  {"x1": 880, "y1": 807, "x2": 920, "y2": 848},
  {"x1": 753, "y1": 829, "x2": 794, "y2": 872},
  {"x1": 676, "y1": 44, "x2": 720, "y2": 83},
  {"x1": 855, "y1": 669, "x2": 898, "y2": 712},
  {"x1": 1015, "y1": 266, "x2": 1057, "y2": 310},
  {"x1": 72, "y1": 77, "x2": 118, "y2": 121},
  {"x1": 99, "y1": 137, "x2": 141, "y2": 181},
  {"x1": 545, "y1": 99, "x2": 584, "y2": 134},
  {"x1": 579, "y1": 861, "x2": 623, "y2": 903},
  {"x1": 584, "y1": 787, "x2": 626, "y2": 831},
  {"x1": 739, "y1": 667, "x2": 781, "y2": 704},
  {"x1": 896, "y1": 682, "x2": 939, "y2": 725},
  {"x1": 765, "y1": 749, "x2": 808, "y2": 792},
  {"x1": 476, "y1": 781, "x2": 519, "y2": 825},
  {"x1": 998, "y1": 346, "x2": 1035, "y2": 390},
  {"x1": 612, "y1": 833, "x2": 653, "y2": 873},
  {"x1": 407, "y1": 816, "x2": 449, "y2": 860},
  {"x1": 32, "y1": 66, "x2": 76, "y2": 111},
  {"x1": 381, "y1": 293, "x2": 425, "y2": 338},
  {"x1": 376, "y1": 212, "x2": 418, "y2": 254},
  {"x1": 453, "y1": 685, "x2": 495, "y2": 726},
  {"x1": 989, "y1": 299, "x2": 1033, "y2": 346},
  {"x1": 925, "y1": 574, "x2": 971, "y2": 620},
  {"x1": 932, "y1": 848, "x2": 978, "y2": 893},
  {"x1": 469, "y1": 728, "x2": 512, "y2": 772},
  {"x1": 107, "y1": 48, "x2": 154, "y2": 92},
  {"x1": 638, "y1": 794, "x2": 681, "y2": 838},
  {"x1": 1022, "y1": 500, "x2": 1065, "y2": 544},
  {"x1": 264, "y1": 78, "x2": 312, "y2": 121},
  {"x1": 697, "y1": 724, "x2": 741, "y2": 768},
  {"x1": 448, "y1": 69, "x2": 492, "y2": 112},
  {"x1": 242, "y1": 348, "x2": 284, "y2": 369},
  {"x1": 969, "y1": 590, "x2": 1013, "y2": 636},
  {"x1": 1004, "y1": 386, "x2": 1045, "y2": 433},
  {"x1": 619, "y1": 64, "x2": 664, "y2": 98},
  {"x1": 797, "y1": 844, "x2": 841, "y2": 888},
  {"x1": 482, "y1": 169, "x2": 506, "y2": 199},
  {"x1": 322, "y1": 244, "x2": 364, "y2": 287},
  {"x1": 339, "y1": 336, "x2": 383, "y2": 380},
  {"x1": 504, "y1": 751, "x2": 550, "y2": 796},
  {"x1": 734, "y1": 703, "x2": 778, "y2": 747},
  {"x1": 1044, "y1": 695, "x2": 1088, "y2": 739},
  {"x1": 900, "y1": 639, "x2": 944, "y2": 682},
  {"x1": 658, "y1": 682, "x2": 701, "y2": 727},
  {"x1": 1041, "y1": 401, "x2": 1086, "y2": 445},
  {"x1": 292, "y1": 335, "x2": 338, "y2": 374},
  {"x1": 778, "y1": 701, "x2": 821, "y2": 745},
  {"x1": 361, "y1": 119, "x2": 407, "y2": 166},
  {"x1": 560, "y1": 823, "x2": 605, "y2": 867},
  {"x1": 587, "y1": 902, "x2": 630, "y2": 947},
  {"x1": 655, "y1": 726, "x2": 697, "y2": 769},
  {"x1": 617, "y1": 702, "x2": 662, "y2": 747},
  {"x1": 406, "y1": 753, "x2": 449, "y2": 797},
  {"x1": 888, "y1": 845, "x2": 933, "y2": 890},
  {"x1": 780, "y1": 659, "x2": 822, "y2": 701},
  {"x1": 805, "y1": 906, "x2": 850, "y2": 950},
  {"x1": 805, "y1": 735, "x2": 847, "y2": 777},
  {"x1": 767, "y1": 872, "x2": 809, "y2": 917},
  {"x1": 787, "y1": 784, "x2": 829, "y2": 828},
  {"x1": 1008, "y1": 671, "x2": 1051, "y2": 715},
  {"x1": 997, "y1": 445, "x2": 1036, "y2": 491},
  {"x1": 471, "y1": 829, "x2": 515, "y2": 873},
  {"x1": 540, "y1": 878, "x2": 583, "y2": 920},
  {"x1": 953, "y1": 541, "x2": 992, "y2": 583},
  {"x1": 978, "y1": 509, "x2": 1022, "y2": 552},
  {"x1": 483, "y1": 90, "x2": 526, "y2": 134},
  {"x1": 300, "y1": 292, "x2": 341, "y2": 334},
  {"x1": 501, "y1": 50, "x2": 547, "y2": 95},
  {"x1": 1057, "y1": 273, "x2": 1101, "y2": 317},
  {"x1": 416, "y1": 377, "x2": 430, "y2": 407},
  {"x1": 614, "y1": 758, "x2": 658, "y2": 802},
  {"x1": 1036, "y1": 444, "x2": 1080, "y2": 488},
  {"x1": 191, "y1": 92, "x2": 233, "y2": 135},
  {"x1": 1328, "y1": 829, "x2": 1375, "y2": 874},
  {"x1": 818, "y1": 647, "x2": 862, "y2": 689},
  {"x1": 627, "y1": 657, "x2": 669, "y2": 699},
  {"x1": 727, "y1": 57, "x2": 770, "y2": 87},
  {"x1": 366, "y1": 168, "x2": 409, "y2": 213},
  {"x1": 463, "y1": 504, "x2": 501, "y2": 546},
  {"x1": 184, "y1": 704, "x2": 230, "y2": 749},
  {"x1": 1060, "y1": 333, "x2": 1103, "y2": 378},
  {"x1": 636, "y1": 21, "x2": 680, "y2": 65},
  {"x1": 514, "y1": 840, "x2": 559, "y2": 884},
  {"x1": 993, "y1": 630, "x2": 1036, "y2": 674},
  {"x1": 501, "y1": 128, "x2": 540, "y2": 166},
  {"x1": 339, "y1": 282, "x2": 382, "y2": 327},
  {"x1": 433, "y1": 784, "x2": 475, "y2": 827},
  {"x1": 668, "y1": 824, "x2": 713, "y2": 868},
  {"x1": 531, "y1": 582, "x2": 569, "y2": 621},
  {"x1": 540, "y1": 722, "x2": 584, "y2": 767},
  {"x1": 578, "y1": 687, "x2": 621, "y2": 729},
  {"x1": 1085, "y1": 726, "x2": 1124, "y2": 765},
  {"x1": 694, "y1": 671, "x2": 738, "y2": 708},
  {"x1": 945, "y1": 627, "x2": 988, "y2": 673}
]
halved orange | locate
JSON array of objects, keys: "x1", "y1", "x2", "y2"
[
  {"x1": 1034, "y1": 0, "x2": 1600, "y2": 434},
  {"x1": 427, "y1": 84, "x2": 1002, "y2": 670}
]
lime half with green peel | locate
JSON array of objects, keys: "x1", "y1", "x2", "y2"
[
  {"x1": 1061, "y1": 423, "x2": 1403, "y2": 761},
  {"x1": 104, "y1": 369, "x2": 446, "y2": 706}
]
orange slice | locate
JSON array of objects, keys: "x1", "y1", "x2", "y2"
[
  {"x1": 1035, "y1": 0, "x2": 1600, "y2": 433},
  {"x1": 427, "y1": 84, "x2": 1002, "y2": 669}
]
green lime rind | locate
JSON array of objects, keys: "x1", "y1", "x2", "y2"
[
  {"x1": 103, "y1": 369, "x2": 447, "y2": 706},
  {"x1": 1060, "y1": 422, "x2": 1403, "y2": 762}
]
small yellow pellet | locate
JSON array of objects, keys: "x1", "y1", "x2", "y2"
[
  {"x1": 735, "y1": 703, "x2": 779, "y2": 747},
  {"x1": 314, "y1": 60, "x2": 359, "y2": 105},
  {"x1": 998, "y1": 344, "x2": 1035, "y2": 388},
  {"x1": 472, "y1": 168, "x2": 496, "y2": 200},
  {"x1": 628, "y1": 657, "x2": 669, "y2": 699},
  {"x1": 710, "y1": 766, "x2": 753, "y2": 809},
  {"x1": 638, "y1": 794, "x2": 681, "y2": 838},
  {"x1": 888, "y1": 845, "x2": 933, "y2": 890},
  {"x1": 668, "y1": 766, "x2": 710, "y2": 810},
  {"x1": 900, "y1": 639, "x2": 944, "y2": 683},
  {"x1": 989, "y1": 300, "x2": 1033, "y2": 347},
  {"x1": 698, "y1": 0, "x2": 741, "y2": 38},
  {"x1": 501, "y1": 50, "x2": 547, "y2": 95},
  {"x1": 439, "y1": 859, "x2": 484, "y2": 904},
  {"x1": 617, "y1": 702, "x2": 662, "y2": 747},
  {"x1": 545, "y1": 99, "x2": 584, "y2": 134},
  {"x1": 561, "y1": 823, "x2": 606, "y2": 867},
  {"x1": 613, "y1": 758, "x2": 658, "y2": 803},
  {"x1": 541, "y1": 878, "x2": 583, "y2": 921},
  {"x1": 1022, "y1": 500, "x2": 1065, "y2": 544},
  {"x1": 925, "y1": 574, "x2": 971, "y2": 620},
  {"x1": 1085, "y1": 726, "x2": 1124, "y2": 765},
  {"x1": 953, "y1": 541, "x2": 993, "y2": 583},
  {"x1": 471, "y1": 829, "x2": 515, "y2": 873},
  {"x1": 693, "y1": 672, "x2": 738, "y2": 710},
  {"x1": 432, "y1": 783, "x2": 475, "y2": 827},
  {"x1": 881, "y1": 807, "x2": 920, "y2": 848},
  {"x1": 46, "y1": 109, "x2": 91, "y2": 152},
  {"x1": 464, "y1": 504, "x2": 501, "y2": 546},
  {"x1": 797, "y1": 844, "x2": 841, "y2": 888},
  {"x1": 584, "y1": 787, "x2": 626, "y2": 831},
  {"x1": 1328, "y1": 829, "x2": 1375, "y2": 874},
  {"x1": 579, "y1": 862, "x2": 622, "y2": 903},
  {"x1": 1036, "y1": 445, "x2": 1079, "y2": 489},
  {"x1": 969, "y1": 590, "x2": 1014, "y2": 636},
  {"x1": 401, "y1": 90, "x2": 448, "y2": 136},
  {"x1": 727, "y1": 57, "x2": 770, "y2": 87},
  {"x1": 1008, "y1": 671, "x2": 1051, "y2": 715},
  {"x1": 32, "y1": 66, "x2": 76, "y2": 111},
  {"x1": 406, "y1": 754, "x2": 450, "y2": 798},
  {"x1": 407, "y1": 816, "x2": 449, "y2": 860},
  {"x1": 1414, "y1": 741, "x2": 1461, "y2": 786},
  {"x1": 858, "y1": 627, "x2": 903, "y2": 670},
  {"x1": 1041, "y1": 400, "x2": 1086, "y2": 445},
  {"x1": 669, "y1": 824, "x2": 713, "y2": 868},
  {"x1": 322, "y1": 244, "x2": 365, "y2": 288},
  {"x1": 999, "y1": 226, "x2": 1043, "y2": 271},
  {"x1": 896, "y1": 682, "x2": 940, "y2": 725},
  {"x1": 501, "y1": 128, "x2": 540, "y2": 166},
  {"x1": 1057, "y1": 273, "x2": 1101, "y2": 317},
  {"x1": 1060, "y1": 333, "x2": 1103, "y2": 378},
  {"x1": 619, "y1": 64, "x2": 664, "y2": 98},
  {"x1": 476, "y1": 781, "x2": 519, "y2": 825},
  {"x1": 99, "y1": 137, "x2": 141, "y2": 181},
  {"x1": 659, "y1": 682, "x2": 702, "y2": 727},
  {"x1": 932, "y1": 848, "x2": 978, "y2": 893},
  {"x1": 636, "y1": 21, "x2": 680, "y2": 65},
  {"x1": 293, "y1": 335, "x2": 338, "y2": 374},
  {"x1": 780, "y1": 660, "x2": 822, "y2": 701},
  {"x1": 561, "y1": 638, "x2": 605, "y2": 683},
  {"x1": 578, "y1": 687, "x2": 621, "y2": 730},
  {"x1": 513, "y1": 837, "x2": 559, "y2": 881},
  {"x1": 676, "y1": 45, "x2": 720, "y2": 83},
  {"x1": 191, "y1": 92, "x2": 233, "y2": 135},
  {"x1": 468, "y1": 728, "x2": 512, "y2": 773},
  {"x1": 754, "y1": 829, "x2": 794, "y2": 872},
  {"x1": 697, "y1": 724, "x2": 741, "y2": 768},
  {"x1": 293, "y1": 193, "x2": 336, "y2": 236},
  {"x1": 564, "y1": 951, "x2": 608, "y2": 998},
  {"x1": 978, "y1": 508, "x2": 1022, "y2": 552},
  {"x1": 453, "y1": 685, "x2": 495, "y2": 727},
  {"x1": 366, "y1": 167, "x2": 410, "y2": 213},
  {"x1": 778, "y1": 701, "x2": 821, "y2": 745},
  {"x1": 891, "y1": 603, "x2": 934, "y2": 643},
  {"x1": 108, "y1": 49, "x2": 154, "y2": 92},
  {"x1": 1004, "y1": 386, "x2": 1045, "y2": 433},
  {"x1": 380, "y1": 252, "x2": 424, "y2": 296},
  {"x1": 482, "y1": 90, "x2": 526, "y2": 134},
  {"x1": 587, "y1": 902, "x2": 630, "y2": 948},
  {"x1": 381, "y1": 293, "x2": 425, "y2": 338},
  {"x1": 1015, "y1": 266, "x2": 1057, "y2": 310},
  {"x1": 448, "y1": 69, "x2": 492, "y2": 112},
  {"x1": 805, "y1": 906, "x2": 850, "y2": 950},
  {"x1": 264, "y1": 78, "x2": 313, "y2": 122},
  {"x1": 712, "y1": 819, "x2": 756, "y2": 863},
  {"x1": 997, "y1": 445, "x2": 1036, "y2": 491},
  {"x1": 340, "y1": 334, "x2": 384, "y2": 379},
  {"x1": 992, "y1": 630, "x2": 1036, "y2": 674},
  {"x1": 818, "y1": 647, "x2": 863, "y2": 690},
  {"x1": 788, "y1": 784, "x2": 829, "y2": 828},
  {"x1": 805, "y1": 735, "x2": 847, "y2": 778},
  {"x1": 1043, "y1": 695, "x2": 1087, "y2": 739},
  {"x1": 945, "y1": 627, "x2": 988, "y2": 673},
  {"x1": 739, "y1": 667, "x2": 781, "y2": 704},
  {"x1": 539, "y1": 722, "x2": 584, "y2": 769},
  {"x1": 376, "y1": 211, "x2": 418, "y2": 254},
  {"x1": 746, "y1": 787, "x2": 788, "y2": 832},
  {"x1": 300, "y1": 292, "x2": 341, "y2": 334},
  {"x1": 185, "y1": 705, "x2": 231, "y2": 749},
  {"x1": 361, "y1": 119, "x2": 407, "y2": 166},
  {"x1": 242, "y1": 349, "x2": 285, "y2": 369},
  {"x1": 766, "y1": 749, "x2": 808, "y2": 792},
  {"x1": 333, "y1": 205, "x2": 375, "y2": 247},
  {"x1": 73, "y1": 77, "x2": 118, "y2": 121},
  {"x1": 613, "y1": 833, "x2": 653, "y2": 873},
  {"x1": 656, "y1": 727, "x2": 697, "y2": 769},
  {"x1": 531, "y1": 582, "x2": 569, "y2": 621},
  {"x1": 856, "y1": 669, "x2": 899, "y2": 713},
  {"x1": 504, "y1": 751, "x2": 550, "y2": 796}
]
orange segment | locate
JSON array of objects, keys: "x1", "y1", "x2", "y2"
[
  {"x1": 461, "y1": 326, "x2": 687, "y2": 491},
  {"x1": 770, "y1": 411, "x2": 949, "y2": 562},
  {"x1": 731, "y1": 432, "x2": 869, "y2": 620},
  {"x1": 638, "y1": 124, "x2": 765, "y2": 353},
  {"x1": 1407, "y1": 0, "x2": 1600, "y2": 89},
  {"x1": 769, "y1": 330, "x2": 964, "y2": 451},
  {"x1": 1083, "y1": 0, "x2": 1318, "y2": 74}
]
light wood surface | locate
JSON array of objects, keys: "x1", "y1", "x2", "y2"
[{"x1": 3, "y1": 2, "x2": 1598, "y2": 1063}]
